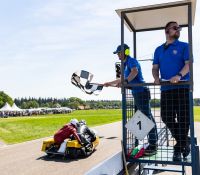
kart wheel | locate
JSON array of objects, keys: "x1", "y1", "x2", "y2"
[
  {"x1": 68, "y1": 148, "x2": 78, "y2": 159},
  {"x1": 85, "y1": 150, "x2": 93, "y2": 157},
  {"x1": 80, "y1": 148, "x2": 87, "y2": 157}
]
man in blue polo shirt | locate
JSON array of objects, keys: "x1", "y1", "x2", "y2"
[
  {"x1": 104, "y1": 44, "x2": 158, "y2": 155},
  {"x1": 152, "y1": 21, "x2": 190, "y2": 161}
]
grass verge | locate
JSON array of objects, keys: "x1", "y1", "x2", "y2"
[
  {"x1": 194, "y1": 106, "x2": 200, "y2": 122},
  {"x1": 0, "y1": 107, "x2": 199, "y2": 144},
  {"x1": 0, "y1": 109, "x2": 122, "y2": 144}
]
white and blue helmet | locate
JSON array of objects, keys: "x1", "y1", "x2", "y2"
[{"x1": 70, "y1": 118, "x2": 79, "y2": 127}]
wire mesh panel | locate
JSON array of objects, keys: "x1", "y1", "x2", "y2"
[{"x1": 123, "y1": 83, "x2": 192, "y2": 166}]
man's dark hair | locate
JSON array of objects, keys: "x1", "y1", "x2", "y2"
[{"x1": 165, "y1": 21, "x2": 177, "y2": 30}]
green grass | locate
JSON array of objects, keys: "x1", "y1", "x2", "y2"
[
  {"x1": 0, "y1": 109, "x2": 122, "y2": 144},
  {"x1": 0, "y1": 107, "x2": 200, "y2": 144},
  {"x1": 194, "y1": 106, "x2": 200, "y2": 122}
]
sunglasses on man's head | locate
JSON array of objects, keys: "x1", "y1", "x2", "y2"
[{"x1": 167, "y1": 26, "x2": 182, "y2": 31}]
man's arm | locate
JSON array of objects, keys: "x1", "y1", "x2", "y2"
[
  {"x1": 179, "y1": 62, "x2": 190, "y2": 77},
  {"x1": 72, "y1": 129, "x2": 82, "y2": 144},
  {"x1": 126, "y1": 67, "x2": 138, "y2": 82},
  {"x1": 170, "y1": 62, "x2": 189, "y2": 83},
  {"x1": 104, "y1": 78, "x2": 121, "y2": 87},
  {"x1": 104, "y1": 66, "x2": 138, "y2": 87},
  {"x1": 152, "y1": 64, "x2": 160, "y2": 84}
]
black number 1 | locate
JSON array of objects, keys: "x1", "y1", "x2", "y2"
[{"x1": 137, "y1": 121, "x2": 142, "y2": 130}]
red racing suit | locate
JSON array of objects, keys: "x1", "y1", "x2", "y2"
[{"x1": 54, "y1": 124, "x2": 81, "y2": 145}]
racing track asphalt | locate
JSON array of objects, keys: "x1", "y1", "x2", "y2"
[
  {"x1": 1, "y1": 120, "x2": 200, "y2": 175},
  {"x1": 0, "y1": 122, "x2": 122, "y2": 175}
]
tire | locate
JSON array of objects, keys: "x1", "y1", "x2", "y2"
[
  {"x1": 80, "y1": 148, "x2": 87, "y2": 157},
  {"x1": 68, "y1": 148, "x2": 79, "y2": 159},
  {"x1": 85, "y1": 149, "x2": 93, "y2": 157}
]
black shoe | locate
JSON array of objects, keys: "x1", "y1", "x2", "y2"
[
  {"x1": 144, "y1": 145, "x2": 157, "y2": 156},
  {"x1": 173, "y1": 151, "x2": 181, "y2": 161},
  {"x1": 182, "y1": 136, "x2": 191, "y2": 158}
]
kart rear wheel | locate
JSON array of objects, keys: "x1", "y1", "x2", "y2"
[{"x1": 68, "y1": 148, "x2": 78, "y2": 159}]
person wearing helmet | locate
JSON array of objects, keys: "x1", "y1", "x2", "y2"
[
  {"x1": 78, "y1": 120, "x2": 96, "y2": 146},
  {"x1": 104, "y1": 44, "x2": 158, "y2": 156},
  {"x1": 54, "y1": 118, "x2": 82, "y2": 145}
]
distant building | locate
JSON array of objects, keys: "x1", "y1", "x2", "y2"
[{"x1": 78, "y1": 105, "x2": 90, "y2": 110}]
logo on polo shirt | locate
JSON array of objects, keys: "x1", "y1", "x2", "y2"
[{"x1": 173, "y1": 49, "x2": 178, "y2": 55}]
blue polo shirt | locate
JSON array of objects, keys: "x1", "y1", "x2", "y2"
[
  {"x1": 124, "y1": 56, "x2": 146, "y2": 94},
  {"x1": 153, "y1": 40, "x2": 190, "y2": 91}
]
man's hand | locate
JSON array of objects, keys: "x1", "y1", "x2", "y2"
[
  {"x1": 80, "y1": 142, "x2": 84, "y2": 147},
  {"x1": 116, "y1": 82, "x2": 121, "y2": 88},
  {"x1": 154, "y1": 78, "x2": 160, "y2": 84},
  {"x1": 170, "y1": 75, "x2": 181, "y2": 84}
]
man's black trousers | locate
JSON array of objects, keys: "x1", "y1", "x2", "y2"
[{"x1": 161, "y1": 88, "x2": 190, "y2": 152}]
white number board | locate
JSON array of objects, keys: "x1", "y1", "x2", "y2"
[{"x1": 125, "y1": 110, "x2": 155, "y2": 140}]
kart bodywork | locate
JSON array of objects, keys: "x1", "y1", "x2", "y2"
[{"x1": 41, "y1": 135, "x2": 99, "y2": 159}]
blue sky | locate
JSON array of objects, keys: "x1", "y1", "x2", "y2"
[{"x1": 0, "y1": 0, "x2": 199, "y2": 100}]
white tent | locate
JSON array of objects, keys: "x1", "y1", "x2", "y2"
[
  {"x1": 11, "y1": 103, "x2": 23, "y2": 112},
  {"x1": 0, "y1": 102, "x2": 12, "y2": 112}
]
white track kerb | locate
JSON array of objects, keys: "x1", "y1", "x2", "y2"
[{"x1": 84, "y1": 151, "x2": 124, "y2": 175}]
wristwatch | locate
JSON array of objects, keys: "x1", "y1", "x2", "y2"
[{"x1": 177, "y1": 73, "x2": 183, "y2": 78}]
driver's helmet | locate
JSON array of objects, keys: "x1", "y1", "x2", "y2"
[
  {"x1": 80, "y1": 119, "x2": 86, "y2": 125},
  {"x1": 70, "y1": 118, "x2": 79, "y2": 127}
]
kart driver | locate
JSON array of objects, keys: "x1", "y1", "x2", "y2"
[
  {"x1": 77, "y1": 120, "x2": 96, "y2": 148},
  {"x1": 54, "y1": 118, "x2": 82, "y2": 145}
]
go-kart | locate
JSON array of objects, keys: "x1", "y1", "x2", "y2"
[{"x1": 41, "y1": 122, "x2": 99, "y2": 159}]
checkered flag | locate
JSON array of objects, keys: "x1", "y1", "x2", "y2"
[{"x1": 71, "y1": 70, "x2": 103, "y2": 95}]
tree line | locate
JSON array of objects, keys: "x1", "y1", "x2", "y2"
[
  {"x1": 1, "y1": 91, "x2": 200, "y2": 110},
  {"x1": 13, "y1": 97, "x2": 122, "y2": 110}
]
